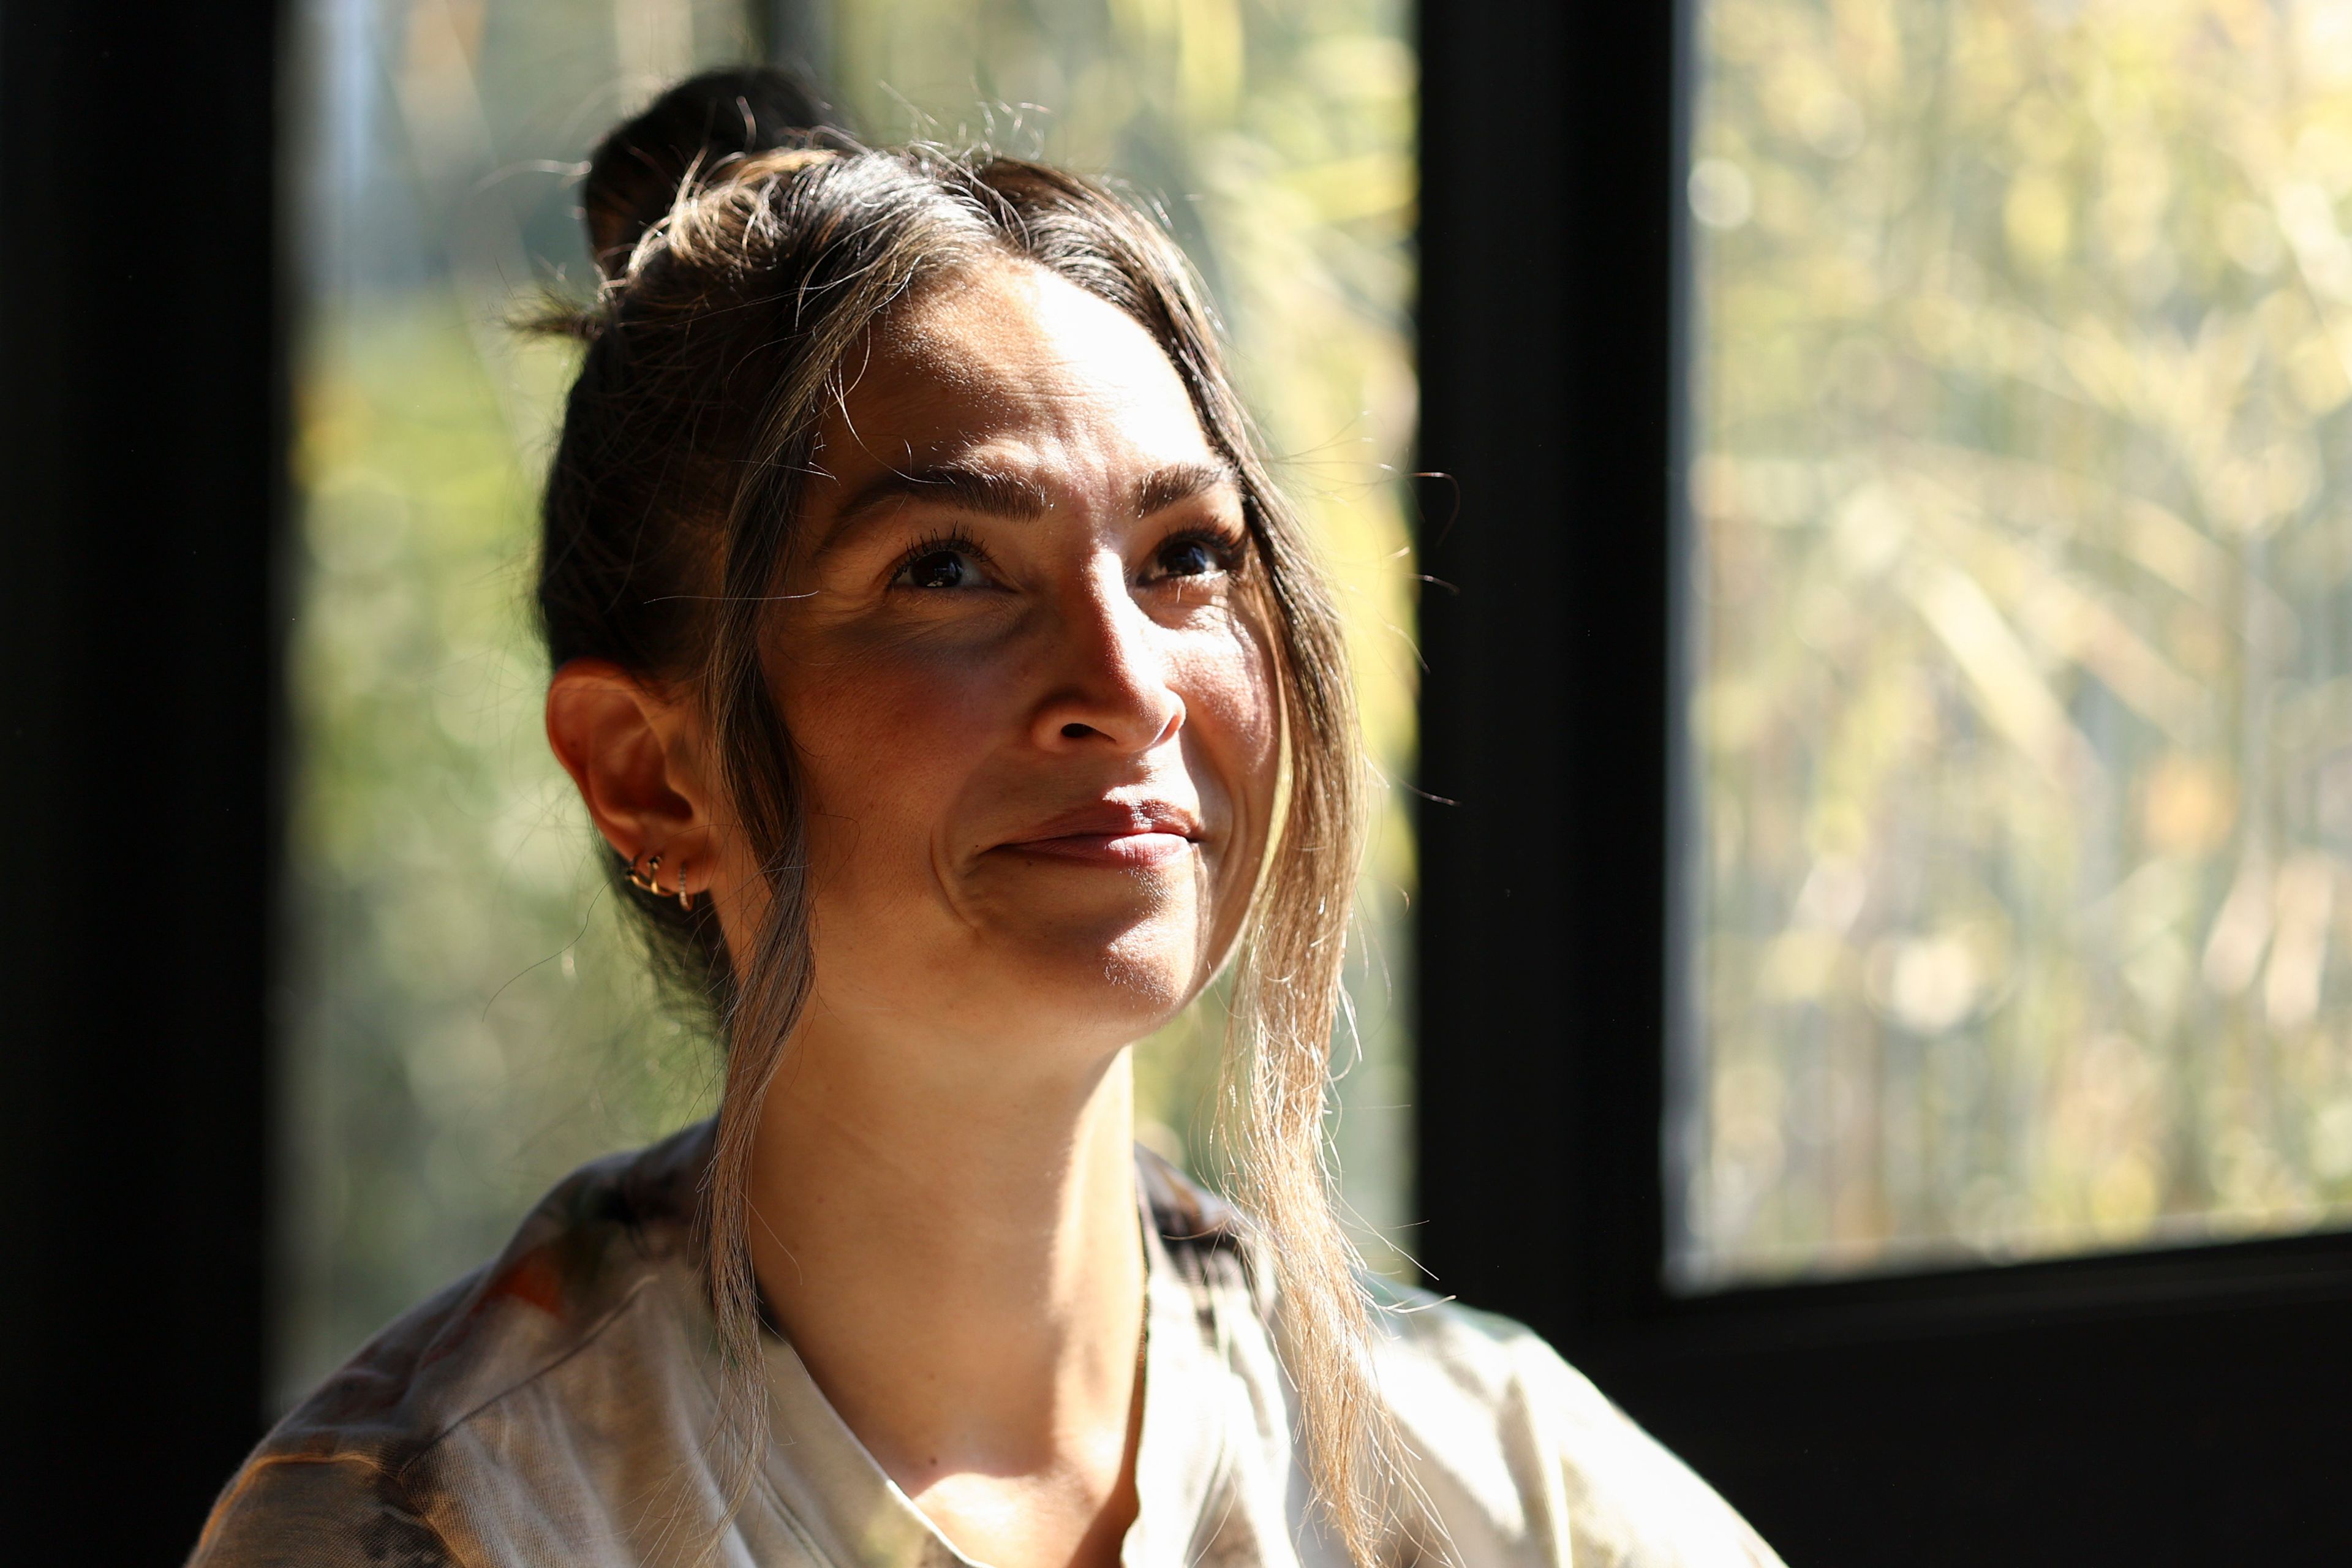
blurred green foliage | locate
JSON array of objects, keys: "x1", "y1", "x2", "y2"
[
  {"x1": 281, "y1": 0, "x2": 755, "y2": 1407},
  {"x1": 1686, "y1": 0, "x2": 2352, "y2": 1283},
  {"x1": 284, "y1": 299, "x2": 725, "y2": 1399},
  {"x1": 282, "y1": 0, "x2": 1417, "y2": 1403}
]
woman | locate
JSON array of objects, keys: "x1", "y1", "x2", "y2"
[{"x1": 192, "y1": 68, "x2": 1782, "y2": 1568}]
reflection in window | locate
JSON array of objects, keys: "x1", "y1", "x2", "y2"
[
  {"x1": 1681, "y1": 0, "x2": 2352, "y2": 1284},
  {"x1": 282, "y1": 0, "x2": 1417, "y2": 1405}
]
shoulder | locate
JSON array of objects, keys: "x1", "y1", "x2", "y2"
[
  {"x1": 1130, "y1": 1155, "x2": 1781, "y2": 1567},
  {"x1": 188, "y1": 1123, "x2": 717, "y2": 1567},
  {"x1": 190, "y1": 1452, "x2": 457, "y2": 1567},
  {"x1": 1366, "y1": 1281, "x2": 1784, "y2": 1568}
]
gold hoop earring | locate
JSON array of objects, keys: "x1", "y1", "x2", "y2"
[
  {"x1": 628, "y1": 852, "x2": 666, "y2": 899},
  {"x1": 627, "y1": 851, "x2": 695, "y2": 913}
]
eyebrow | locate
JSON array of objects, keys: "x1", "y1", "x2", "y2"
[
  {"x1": 830, "y1": 461, "x2": 1055, "y2": 535},
  {"x1": 819, "y1": 455, "x2": 1243, "y2": 556},
  {"x1": 1134, "y1": 458, "x2": 1241, "y2": 518}
]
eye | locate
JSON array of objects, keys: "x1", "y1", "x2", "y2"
[
  {"x1": 1153, "y1": 530, "x2": 1240, "y2": 581},
  {"x1": 892, "y1": 539, "x2": 984, "y2": 590}
]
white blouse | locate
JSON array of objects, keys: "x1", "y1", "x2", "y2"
[{"x1": 190, "y1": 1123, "x2": 1782, "y2": 1567}]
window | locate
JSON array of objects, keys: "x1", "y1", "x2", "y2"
[
  {"x1": 281, "y1": 0, "x2": 756, "y2": 1409},
  {"x1": 1683, "y1": 0, "x2": 2352, "y2": 1287},
  {"x1": 1417, "y1": 4, "x2": 2352, "y2": 1561}
]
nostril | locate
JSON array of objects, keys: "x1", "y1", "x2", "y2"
[{"x1": 1061, "y1": 722, "x2": 1095, "y2": 740}]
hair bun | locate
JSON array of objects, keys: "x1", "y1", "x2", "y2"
[{"x1": 583, "y1": 65, "x2": 841, "y2": 278}]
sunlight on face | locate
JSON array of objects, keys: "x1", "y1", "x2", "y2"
[{"x1": 769, "y1": 259, "x2": 1280, "y2": 1062}]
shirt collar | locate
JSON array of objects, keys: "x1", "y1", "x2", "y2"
[
  {"x1": 751, "y1": 1150, "x2": 1245, "y2": 1568},
  {"x1": 1126, "y1": 1205, "x2": 1236, "y2": 1564},
  {"x1": 761, "y1": 1332, "x2": 978, "y2": 1568}
]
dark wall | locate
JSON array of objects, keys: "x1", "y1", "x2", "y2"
[{"x1": 0, "y1": 2, "x2": 282, "y2": 1553}]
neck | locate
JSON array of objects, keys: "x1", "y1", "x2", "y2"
[{"x1": 745, "y1": 1012, "x2": 1147, "y2": 1559}]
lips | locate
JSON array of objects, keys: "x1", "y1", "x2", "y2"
[{"x1": 998, "y1": 799, "x2": 1204, "y2": 869}]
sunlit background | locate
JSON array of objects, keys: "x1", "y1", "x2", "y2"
[
  {"x1": 1681, "y1": 0, "x2": 2352, "y2": 1284},
  {"x1": 279, "y1": 0, "x2": 1416, "y2": 1404}
]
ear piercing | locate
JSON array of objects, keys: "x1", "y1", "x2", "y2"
[{"x1": 628, "y1": 851, "x2": 695, "y2": 911}]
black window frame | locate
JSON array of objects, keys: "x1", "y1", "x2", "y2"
[{"x1": 1414, "y1": 5, "x2": 2352, "y2": 1562}]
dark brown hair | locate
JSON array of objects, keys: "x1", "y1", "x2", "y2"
[{"x1": 535, "y1": 67, "x2": 1393, "y2": 1561}]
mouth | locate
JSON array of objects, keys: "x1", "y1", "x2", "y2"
[{"x1": 998, "y1": 800, "x2": 1204, "y2": 870}]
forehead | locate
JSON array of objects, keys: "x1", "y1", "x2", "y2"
[{"x1": 823, "y1": 258, "x2": 1216, "y2": 482}]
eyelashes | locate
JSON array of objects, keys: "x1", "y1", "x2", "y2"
[
  {"x1": 889, "y1": 529, "x2": 989, "y2": 591},
  {"x1": 1153, "y1": 524, "x2": 1249, "y2": 579},
  {"x1": 884, "y1": 522, "x2": 1250, "y2": 592}
]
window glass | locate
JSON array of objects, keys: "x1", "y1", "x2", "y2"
[
  {"x1": 282, "y1": 0, "x2": 1418, "y2": 1406},
  {"x1": 1681, "y1": 0, "x2": 2352, "y2": 1285},
  {"x1": 281, "y1": 0, "x2": 758, "y2": 1406}
]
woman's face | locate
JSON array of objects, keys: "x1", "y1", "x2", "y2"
[{"x1": 756, "y1": 260, "x2": 1280, "y2": 1065}]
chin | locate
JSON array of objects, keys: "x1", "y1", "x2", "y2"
[{"x1": 984, "y1": 919, "x2": 1208, "y2": 1049}]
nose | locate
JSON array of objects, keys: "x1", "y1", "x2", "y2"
[{"x1": 1030, "y1": 557, "x2": 1184, "y2": 755}]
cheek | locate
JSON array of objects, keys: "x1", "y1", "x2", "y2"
[
  {"x1": 772, "y1": 643, "x2": 1009, "y2": 864},
  {"x1": 1183, "y1": 624, "x2": 1283, "y2": 848}
]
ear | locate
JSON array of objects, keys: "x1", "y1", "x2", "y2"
[{"x1": 544, "y1": 658, "x2": 718, "y2": 881}]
